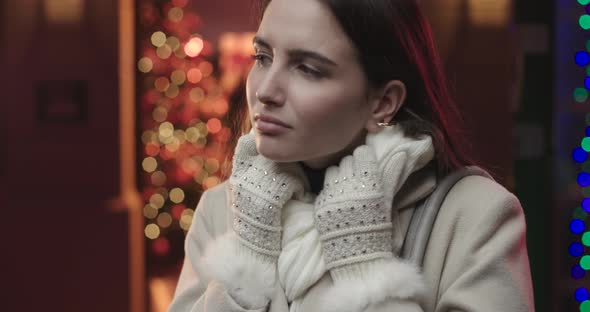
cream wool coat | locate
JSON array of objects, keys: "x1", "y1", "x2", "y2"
[{"x1": 169, "y1": 165, "x2": 535, "y2": 312}]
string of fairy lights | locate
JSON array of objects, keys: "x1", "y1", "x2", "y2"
[
  {"x1": 571, "y1": 1, "x2": 590, "y2": 310},
  {"x1": 137, "y1": 0, "x2": 254, "y2": 259}
]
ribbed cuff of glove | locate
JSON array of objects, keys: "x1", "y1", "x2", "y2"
[{"x1": 229, "y1": 161, "x2": 302, "y2": 257}]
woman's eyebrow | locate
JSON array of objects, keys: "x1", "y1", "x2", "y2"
[{"x1": 253, "y1": 35, "x2": 338, "y2": 67}]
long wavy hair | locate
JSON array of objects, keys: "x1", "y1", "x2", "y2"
[{"x1": 221, "y1": 0, "x2": 481, "y2": 180}]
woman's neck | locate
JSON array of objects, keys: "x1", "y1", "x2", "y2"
[{"x1": 299, "y1": 161, "x2": 327, "y2": 194}]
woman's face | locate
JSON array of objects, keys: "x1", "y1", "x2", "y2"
[{"x1": 246, "y1": 0, "x2": 379, "y2": 168}]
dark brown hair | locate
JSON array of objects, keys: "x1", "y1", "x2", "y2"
[{"x1": 222, "y1": 0, "x2": 479, "y2": 180}]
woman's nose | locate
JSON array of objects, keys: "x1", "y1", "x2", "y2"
[{"x1": 255, "y1": 70, "x2": 285, "y2": 107}]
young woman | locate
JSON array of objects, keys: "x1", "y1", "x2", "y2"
[{"x1": 168, "y1": 0, "x2": 535, "y2": 311}]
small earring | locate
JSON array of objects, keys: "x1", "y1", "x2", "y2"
[{"x1": 377, "y1": 121, "x2": 396, "y2": 128}]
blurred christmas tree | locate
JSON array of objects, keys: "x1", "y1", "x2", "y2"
[{"x1": 136, "y1": 0, "x2": 254, "y2": 266}]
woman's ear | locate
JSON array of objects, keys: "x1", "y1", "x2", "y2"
[{"x1": 365, "y1": 80, "x2": 407, "y2": 133}]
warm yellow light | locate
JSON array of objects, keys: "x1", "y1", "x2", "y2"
[
  {"x1": 467, "y1": 0, "x2": 511, "y2": 26},
  {"x1": 185, "y1": 127, "x2": 201, "y2": 143},
  {"x1": 149, "y1": 193, "x2": 165, "y2": 209},
  {"x1": 204, "y1": 176, "x2": 220, "y2": 189},
  {"x1": 142, "y1": 157, "x2": 158, "y2": 173},
  {"x1": 145, "y1": 224, "x2": 161, "y2": 239},
  {"x1": 198, "y1": 62, "x2": 213, "y2": 77},
  {"x1": 173, "y1": 130, "x2": 186, "y2": 143},
  {"x1": 171, "y1": 70, "x2": 186, "y2": 85},
  {"x1": 156, "y1": 45, "x2": 173, "y2": 59},
  {"x1": 189, "y1": 87, "x2": 205, "y2": 103},
  {"x1": 166, "y1": 36, "x2": 181, "y2": 51},
  {"x1": 157, "y1": 212, "x2": 173, "y2": 228},
  {"x1": 141, "y1": 130, "x2": 157, "y2": 144},
  {"x1": 184, "y1": 37, "x2": 204, "y2": 57},
  {"x1": 169, "y1": 188, "x2": 185, "y2": 203},
  {"x1": 168, "y1": 7, "x2": 184, "y2": 23},
  {"x1": 174, "y1": 48, "x2": 187, "y2": 59},
  {"x1": 180, "y1": 213, "x2": 193, "y2": 230},
  {"x1": 165, "y1": 84, "x2": 179, "y2": 98},
  {"x1": 138, "y1": 57, "x2": 153, "y2": 73},
  {"x1": 194, "y1": 170, "x2": 209, "y2": 185},
  {"x1": 44, "y1": 0, "x2": 84, "y2": 24},
  {"x1": 204, "y1": 158, "x2": 220, "y2": 174},
  {"x1": 195, "y1": 137, "x2": 207, "y2": 148},
  {"x1": 187, "y1": 68, "x2": 203, "y2": 84},
  {"x1": 154, "y1": 77, "x2": 170, "y2": 92},
  {"x1": 165, "y1": 138, "x2": 180, "y2": 152},
  {"x1": 151, "y1": 31, "x2": 167, "y2": 47},
  {"x1": 158, "y1": 122, "x2": 174, "y2": 139},
  {"x1": 155, "y1": 187, "x2": 169, "y2": 200},
  {"x1": 152, "y1": 106, "x2": 168, "y2": 123},
  {"x1": 151, "y1": 171, "x2": 167, "y2": 186},
  {"x1": 143, "y1": 204, "x2": 159, "y2": 219},
  {"x1": 195, "y1": 122, "x2": 208, "y2": 136}
]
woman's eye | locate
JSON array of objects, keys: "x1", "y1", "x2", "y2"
[
  {"x1": 298, "y1": 65, "x2": 323, "y2": 78},
  {"x1": 251, "y1": 53, "x2": 272, "y2": 66}
]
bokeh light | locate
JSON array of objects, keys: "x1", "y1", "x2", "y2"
[
  {"x1": 169, "y1": 187, "x2": 185, "y2": 203},
  {"x1": 574, "y1": 147, "x2": 588, "y2": 163},
  {"x1": 577, "y1": 51, "x2": 590, "y2": 67},
  {"x1": 171, "y1": 70, "x2": 186, "y2": 85},
  {"x1": 579, "y1": 172, "x2": 590, "y2": 187},
  {"x1": 581, "y1": 15, "x2": 590, "y2": 30},
  {"x1": 207, "y1": 118, "x2": 222, "y2": 134},
  {"x1": 576, "y1": 87, "x2": 589, "y2": 102},
  {"x1": 570, "y1": 242, "x2": 585, "y2": 257},
  {"x1": 138, "y1": 57, "x2": 153, "y2": 73},
  {"x1": 145, "y1": 223, "x2": 161, "y2": 239},
  {"x1": 149, "y1": 193, "x2": 166, "y2": 209},
  {"x1": 151, "y1": 31, "x2": 167, "y2": 47},
  {"x1": 143, "y1": 204, "x2": 159, "y2": 219},
  {"x1": 151, "y1": 171, "x2": 167, "y2": 186},
  {"x1": 168, "y1": 7, "x2": 184, "y2": 22},
  {"x1": 187, "y1": 68, "x2": 203, "y2": 84},
  {"x1": 577, "y1": 288, "x2": 590, "y2": 302},
  {"x1": 142, "y1": 157, "x2": 158, "y2": 173},
  {"x1": 185, "y1": 37, "x2": 204, "y2": 57},
  {"x1": 157, "y1": 212, "x2": 173, "y2": 228}
]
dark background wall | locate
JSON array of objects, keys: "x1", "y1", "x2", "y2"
[{"x1": 0, "y1": 1, "x2": 129, "y2": 311}]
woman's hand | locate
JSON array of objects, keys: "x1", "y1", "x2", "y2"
[{"x1": 229, "y1": 131, "x2": 305, "y2": 257}]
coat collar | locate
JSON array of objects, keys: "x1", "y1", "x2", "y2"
[{"x1": 392, "y1": 162, "x2": 438, "y2": 211}]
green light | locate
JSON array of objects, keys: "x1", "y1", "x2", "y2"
[
  {"x1": 575, "y1": 206, "x2": 588, "y2": 220},
  {"x1": 580, "y1": 0, "x2": 590, "y2": 5},
  {"x1": 581, "y1": 15, "x2": 590, "y2": 30},
  {"x1": 582, "y1": 137, "x2": 590, "y2": 152},
  {"x1": 576, "y1": 88, "x2": 589, "y2": 103},
  {"x1": 581, "y1": 300, "x2": 590, "y2": 312},
  {"x1": 583, "y1": 232, "x2": 590, "y2": 246},
  {"x1": 581, "y1": 255, "x2": 590, "y2": 270}
]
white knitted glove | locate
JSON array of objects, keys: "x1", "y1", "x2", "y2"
[
  {"x1": 229, "y1": 131, "x2": 306, "y2": 258},
  {"x1": 314, "y1": 145, "x2": 395, "y2": 270}
]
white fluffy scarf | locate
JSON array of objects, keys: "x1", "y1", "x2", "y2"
[{"x1": 278, "y1": 125, "x2": 435, "y2": 311}]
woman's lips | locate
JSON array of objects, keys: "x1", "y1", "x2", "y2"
[
  {"x1": 254, "y1": 113, "x2": 291, "y2": 135},
  {"x1": 255, "y1": 119, "x2": 290, "y2": 135}
]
